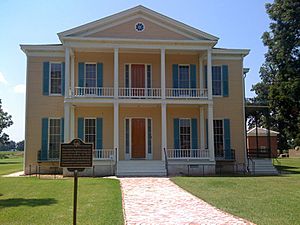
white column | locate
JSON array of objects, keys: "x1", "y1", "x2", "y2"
[
  {"x1": 114, "y1": 48, "x2": 119, "y2": 99},
  {"x1": 200, "y1": 107, "x2": 205, "y2": 149},
  {"x1": 64, "y1": 47, "x2": 70, "y2": 97},
  {"x1": 161, "y1": 103, "x2": 167, "y2": 160},
  {"x1": 114, "y1": 102, "x2": 119, "y2": 161},
  {"x1": 64, "y1": 102, "x2": 71, "y2": 143},
  {"x1": 207, "y1": 49, "x2": 212, "y2": 100},
  {"x1": 208, "y1": 104, "x2": 215, "y2": 161},
  {"x1": 70, "y1": 53, "x2": 75, "y2": 97},
  {"x1": 70, "y1": 105, "x2": 75, "y2": 140},
  {"x1": 199, "y1": 56, "x2": 204, "y2": 89},
  {"x1": 161, "y1": 48, "x2": 166, "y2": 99}
]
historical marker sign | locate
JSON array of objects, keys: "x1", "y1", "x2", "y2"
[{"x1": 60, "y1": 139, "x2": 93, "y2": 169}]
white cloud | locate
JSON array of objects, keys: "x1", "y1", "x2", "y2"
[
  {"x1": 13, "y1": 84, "x2": 26, "y2": 94},
  {"x1": 0, "y1": 72, "x2": 8, "y2": 85}
]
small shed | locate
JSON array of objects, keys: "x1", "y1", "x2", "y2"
[{"x1": 247, "y1": 127, "x2": 279, "y2": 158}]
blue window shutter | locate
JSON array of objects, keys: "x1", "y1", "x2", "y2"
[
  {"x1": 191, "y1": 118, "x2": 198, "y2": 149},
  {"x1": 78, "y1": 63, "x2": 84, "y2": 87},
  {"x1": 96, "y1": 118, "x2": 103, "y2": 149},
  {"x1": 125, "y1": 64, "x2": 129, "y2": 88},
  {"x1": 43, "y1": 62, "x2": 49, "y2": 95},
  {"x1": 147, "y1": 119, "x2": 152, "y2": 154},
  {"x1": 206, "y1": 119, "x2": 208, "y2": 149},
  {"x1": 61, "y1": 118, "x2": 64, "y2": 143},
  {"x1": 97, "y1": 63, "x2": 103, "y2": 88},
  {"x1": 224, "y1": 119, "x2": 231, "y2": 159},
  {"x1": 204, "y1": 65, "x2": 207, "y2": 89},
  {"x1": 41, "y1": 118, "x2": 48, "y2": 160},
  {"x1": 172, "y1": 64, "x2": 178, "y2": 88},
  {"x1": 174, "y1": 118, "x2": 180, "y2": 149},
  {"x1": 61, "y1": 62, "x2": 65, "y2": 96},
  {"x1": 78, "y1": 118, "x2": 84, "y2": 140},
  {"x1": 222, "y1": 65, "x2": 229, "y2": 97},
  {"x1": 190, "y1": 64, "x2": 196, "y2": 88},
  {"x1": 125, "y1": 119, "x2": 130, "y2": 154}
]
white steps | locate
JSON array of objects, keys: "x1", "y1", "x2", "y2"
[
  {"x1": 116, "y1": 160, "x2": 167, "y2": 177},
  {"x1": 248, "y1": 158, "x2": 278, "y2": 175}
]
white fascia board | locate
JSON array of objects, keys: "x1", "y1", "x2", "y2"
[
  {"x1": 20, "y1": 45, "x2": 64, "y2": 57},
  {"x1": 212, "y1": 48, "x2": 250, "y2": 57}
]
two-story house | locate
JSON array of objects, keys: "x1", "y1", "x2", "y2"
[{"x1": 21, "y1": 5, "x2": 249, "y2": 176}]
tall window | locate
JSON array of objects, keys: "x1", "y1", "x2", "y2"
[
  {"x1": 50, "y1": 63, "x2": 62, "y2": 94},
  {"x1": 85, "y1": 64, "x2": 97, "y2": 87},
  {"x1": 85, "y1": 118, "x2": 96, "y2": 148},
  {"x1": 179, "y1": 119, "x2": 191, "y2": 149},
  {"x1": 213, "y1": 120, "x2": 224, "y2": 158},
  {"x1": 212, "y1": 66, "x2": 222, "y2": 95},
  {"x1": 48, "y1": 118, "x2": 61, "y2": 159},
  {"x1": 179, "y1": 65, "x2": 190, "y2": 88}
]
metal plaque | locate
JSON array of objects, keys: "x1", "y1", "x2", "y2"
[{"x1": 60, "y1": 139, "x2": 93, "y2": 168}]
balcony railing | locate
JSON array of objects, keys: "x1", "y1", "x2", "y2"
[
  {"x1": 166, "y1": 88, "x2": 208, "y2": 99},
  {"x1": 93, "y1": 149, "x2": 115, "y2": 160},
  {"x1": 119, "y1": 88, "x2": 161, "y2": 99},
  {"x1": 74, "y1": 87, "x2": 114, "y2": 97},
  {"x1": 167, "y1": 149, "x2": 210, "y2": 159},
  {"x1": 72, "y1": 87, "x2": 208, "y2": 99}
]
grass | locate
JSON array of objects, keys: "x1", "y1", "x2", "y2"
[
  {"x1": 0, "y1": 152, "x2": 124, "y2": 225},
  {"x1": 172, "y1": 158, "x2": 300, "y2": 225},
  {"x1": 0, "y1": 151, "x2": 23, "y2": 175},
  {"x1": 274, "y1": 157, "x2": 300, "y2": 173}
]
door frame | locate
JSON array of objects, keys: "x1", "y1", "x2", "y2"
[
  {"x1": 124, "y1": 117, "x2": 152, "y2": 160},
  {"x1": 124, "y1": 63, "x2": 152, "y2": 89}
]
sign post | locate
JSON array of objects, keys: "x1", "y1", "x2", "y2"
[{"x1": 60, "y1": 139, "x2": 93, "y2": 225}]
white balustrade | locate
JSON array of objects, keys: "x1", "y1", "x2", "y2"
[
  {"x1": 93, "y1": 149, "x2": 115, "y2": 160},
  {"x1": 166, "y1": 88, "x2": 208, "y2": 99},
  {"x1": 74, "y1": 87, "x2": 114, "y2": 97},
  {"x1": 118, "y1": 88, "x2": 161, "y2": 98},
  {"x1": 167, "y1": 149, "x2": 209, "y2": 159}
]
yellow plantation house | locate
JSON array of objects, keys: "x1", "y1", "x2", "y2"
[{"x1": 21, "y1": 5, "x2": 249, "y2": 176}]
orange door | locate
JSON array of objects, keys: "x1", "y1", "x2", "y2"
[
  {"x1": 131, "y1": 64, "x2": 145, "y2": 96},
  {"x1": 131, "y1": 119, "x2": 146, "y2": 158}
]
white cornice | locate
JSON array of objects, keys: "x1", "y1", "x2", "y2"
[
  {"x1": 20, "y1": 45, "x2": 64, "y2": 57},
  {"x1": 212, "y1": 48, "x2": 250, "y2": 56}
]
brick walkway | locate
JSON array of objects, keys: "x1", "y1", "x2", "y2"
[{"x1": 120, "y1": 178, "x2": 254, "y2": 225}]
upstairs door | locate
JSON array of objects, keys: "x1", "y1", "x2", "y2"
[{"x1": 131, "y1": 64, "x2": 145, "y2": 96}]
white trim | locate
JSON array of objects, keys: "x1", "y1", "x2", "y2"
[
  {"x1": 161, "y1": 48, "x2": 166, "y2": 99},
  {"x1": 161, "y1": 103, "x2": 167, "y2": 160},
  {"x1": 114, "y1": 102, "x2": 119, "y2": 160},
  {"x1": 114, "y1": 48, "x2": 119, "y2": 98},
  {"x1": 200, "y1": 107, "x2": 205, "y2": 150},
  {"x1": 207, "y1": 49, "x2": 212, "y2": 100},
  {"x1": 212, "y1": 48, "x2": 250, "y2": 56}
]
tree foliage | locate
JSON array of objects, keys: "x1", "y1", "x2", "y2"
[
  {"x1": 251, "y1": 0, "x2": 300, "y2": 149},
  {"x1": 0, "y1": 99, "x2": 13, "y2": 144}
]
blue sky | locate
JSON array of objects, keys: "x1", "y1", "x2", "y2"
[{"x1": 0, "y1": 0, "x2": 272, "y2": 142}]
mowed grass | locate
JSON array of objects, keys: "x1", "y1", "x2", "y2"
[
  {"x1": 0, "y1": 153, "x2": 124, "y2": 225},
  {"x1": 0, "y1": 151, "x2": 23, "y2": 175},
  {"x1": 172, "y1": 158, "x2": 300, "y2": 225}
]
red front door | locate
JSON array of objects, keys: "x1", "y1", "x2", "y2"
[{"x1": 131, "y1": 118, "x2": 146, "y2": 159}]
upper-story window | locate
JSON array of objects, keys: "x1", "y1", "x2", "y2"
[
  {"x1": 50, "y1": 63, "x2": 62, "y2": 95},
  {"x1": 85, "y1": 63, "x2": 97, "y2": 87},
  {"x1": 178, "y1": 65, "x2": 190, "y2": 88},
  {"x1": 212, "y1": 66, "x2": 222, "y2": 96}
]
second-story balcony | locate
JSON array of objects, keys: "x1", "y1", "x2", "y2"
[{"x1": 72, "y1": 87, "x2": 208, "y2": 100}]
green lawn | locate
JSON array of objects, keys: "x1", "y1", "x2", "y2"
[
  {"x1": 0, "y1": 152, "x2": 124, "y2": 225},
  {"x1": 172, "y1": 158, "x2": 300, "y2": 225},
  {"x1": 0, "y1": 151, "x2": 23, "y2": 175}
]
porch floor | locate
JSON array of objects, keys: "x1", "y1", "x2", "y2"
[{"x1": 120, "y1": 177, "x2": 255, "y2": 225}]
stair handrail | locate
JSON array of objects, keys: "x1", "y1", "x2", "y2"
[{"x1": 163, "y1": 148, "x2": 169, "y2": 177}]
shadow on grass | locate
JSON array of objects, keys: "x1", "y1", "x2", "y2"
[
  {"x1": 0, "y1": 162, "x2": 22, "y2": 165},
  {"x1": 274, "y1": 165, "x2": 300, "y2": 174},
  {"x1": 0, "y1": 198, "x2": 58, "y2": 208}
]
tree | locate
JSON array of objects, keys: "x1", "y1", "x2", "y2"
[
  {"x1": 251, "y1": 0, "x2": 300, "y2": 150},
  {"x1": 0, "y1": 99, "x2": 13, "y2": 144},
  {"x1": 16, "y1": 140, "x2": 24, "y2": 151}
]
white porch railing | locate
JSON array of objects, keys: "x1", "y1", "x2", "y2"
[
  {"x1": 167, "y1": 149, "x2": 210, "y2": 159},
  {"x1": 166, "y1": 88, "x2": 208, "y2": 99},
  {"x1": 93, "y1": 149, "x2": 115, "y2": 160},
  {"x1": 74, "y1": 87, "x2": 114, "y2": 97},
  {"x1": 118, "y1": 88, "x2": 161, "y2": 98}
]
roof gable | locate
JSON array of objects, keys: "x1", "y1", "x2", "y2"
[{"x1": 58, "y1": 5, "x2": 218, "y2": 42}]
